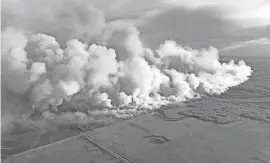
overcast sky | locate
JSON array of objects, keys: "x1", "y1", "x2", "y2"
[
  {"x1": 3, "y1": 0, "x2": 270, "y2": 56},
  {"x1": 99, "y1": 0, "x2": 270, "y2": 55}
]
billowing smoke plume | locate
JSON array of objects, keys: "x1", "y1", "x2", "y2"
[{"x1": 1, "y1": 0, "x2": 253, "y2": 132}]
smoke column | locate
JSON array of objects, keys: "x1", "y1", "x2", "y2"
[{"x1": 1, "y1": 0, "x2": 253, "y2": 132}]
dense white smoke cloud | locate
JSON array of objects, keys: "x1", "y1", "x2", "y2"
[{"x1": 1, "y1": 0, "x2": 253, "y2": 132}]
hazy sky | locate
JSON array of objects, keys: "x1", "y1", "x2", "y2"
[
  {"x1": 2, "y1": 0, "x2": 270, "y2": 53},
  {"x1": 98, "y1": 0, "x2": 270, "y2": 55}
]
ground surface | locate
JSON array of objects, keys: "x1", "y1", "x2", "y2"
[{"x1": 3, "y1": 103, "x2": 270, "y2": 163}]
